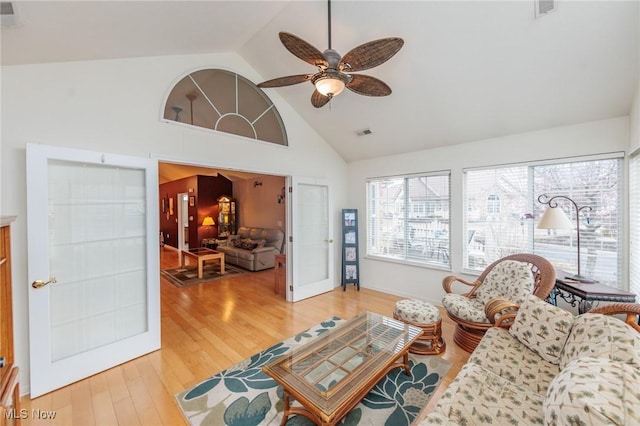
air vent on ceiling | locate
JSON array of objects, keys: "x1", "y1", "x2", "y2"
[
  {"x1": 355, "y1": 128, "x2": 373, "y2": 137},
  {"x1": 535, "y1": 0, "x2": 557, "y2": 18},
  {"x1": 0, "y1": 2, "x2": 18, "y2": 27}
]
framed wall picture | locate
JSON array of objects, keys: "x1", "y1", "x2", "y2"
[
  {"x1": 345, "y1": 265, "x2": 357, "y2": 280},
  {"x1": 345, "y1": 230, "x2": 356, "y2": 244},
  {"x1": 341, "y1": 209, "x2": 360, "y2": 290},
  {"x1": 345, "y1": 246, "x2": 356, "y2": 262}
]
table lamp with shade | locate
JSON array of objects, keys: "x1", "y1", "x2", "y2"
[
  {"x1": 202, "y1": 216, "x2": 215, "y2": 238},
  {"x1": 537, "y1": 194, "x2": 595, "y2": 283}
]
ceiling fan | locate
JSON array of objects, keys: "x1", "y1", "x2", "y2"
[{"x1": 257, "y1": 0, "x2": 404, "y2": 108}]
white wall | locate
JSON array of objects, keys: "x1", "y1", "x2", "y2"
[
  {"x1": 0, "y1": 52, "x2": 348, "y2": 392},
  {"x1": 347, "y1": 117, "x2": 630, "y2": 305},
  {"x1": 630, "y1": 77, "x2": 640, "y2": 153}
]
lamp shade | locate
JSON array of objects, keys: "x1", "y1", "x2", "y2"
[
  {"x1": 537, "y1": 207, "x2": 573, "y2": 230},
  {"x1": 314, "y1": 76, "x2": 346, "y2": 97},
  {"x1": 202, "y1": 216, "x2": 215, "y2": 226}
]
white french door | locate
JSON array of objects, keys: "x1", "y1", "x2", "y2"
[
  {"x1": 290, "y1": 176, "x2": 334, "y2": 302},
  {"x1": 26, "y1": 143, "x2": 160, "y2": 397}
]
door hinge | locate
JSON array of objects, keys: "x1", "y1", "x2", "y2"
[
  {"x1": 289, "y1": 236, "x2": 293, "y2": 243},
  {"x1": 288, "y1": 186, "x2": 292, "y2": 193},
  {"x1": 289, "y1": 285, "x2": 293, "y2": 291}
]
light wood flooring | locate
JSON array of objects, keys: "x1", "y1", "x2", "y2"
[{"x1": 20, "y1": 247, "x2": 469, "y2": 425}]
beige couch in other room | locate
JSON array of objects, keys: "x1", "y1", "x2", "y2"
[{"x1": 216, "y1": 226, "x2": 284, "y2": 271}]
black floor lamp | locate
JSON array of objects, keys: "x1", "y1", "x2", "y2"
[{"x1": 537, "y1": 194, "x2": 595, "y2": 283}]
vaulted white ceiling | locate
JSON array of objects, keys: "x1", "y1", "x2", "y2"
[{"x1": 2, "y1": 1, "x2": 638, "y2": 162}]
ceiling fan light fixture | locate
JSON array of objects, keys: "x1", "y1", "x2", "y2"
[
  {"x1": 312, "y1": 72, "x2": 348, "y2": 97},
  {"x1": 257, "y1": 0, "x2": 403, "y2": 108}
]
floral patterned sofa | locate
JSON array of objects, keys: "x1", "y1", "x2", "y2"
[{"x1": 421, "y1": 295, "x2": 640, "y2": 425}]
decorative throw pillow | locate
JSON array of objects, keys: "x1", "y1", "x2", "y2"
[
  {"x1": 239, "y1": 240, "x2": 258, "y2": 250},
  {"x1": 544, "y1": 357, "x2": 640, "y2": 426},
  {"x1": 509, "y1": 294, "x2": 574, "y2": 365},
  {"x1": 559, "y1": 313, "x2": 640, "y2": 369},
  {"x1": 475, "y1": 260, "x2": 535, "y2": 305}
]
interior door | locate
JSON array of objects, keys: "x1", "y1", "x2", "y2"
[
  {"x1": 26, "y1": 143, "x2": 161, "y2": 397},
  {"x1": 177, "y1": 192, "x2": 188, "y2": 251},
  {"x1": 290, "y1": 176, "x2": 334, "y2": 302}
]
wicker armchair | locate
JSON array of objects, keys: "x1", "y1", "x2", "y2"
[
  {"x1": 442, "y1": 253, "x2": 556, "y2": 352},
  {"x1": 588, "y1": 303, "x2": 640, "y2": 332}
]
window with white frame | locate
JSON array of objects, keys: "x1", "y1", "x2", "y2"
[
  {"x1": 630, "y1": 151, "x2": 640, "y2": 298},
  {"x1": 464, "y1": 155, "x2": 623, "y2": 288},
  {"x1": 367, "y1": 172, "x2": 450, "y2": 268}
]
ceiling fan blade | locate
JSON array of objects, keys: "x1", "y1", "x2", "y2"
[
  {"x1": 346, "y1": 74, "x2": 392, "y2": 97},
  {"x1": 311, "y1": 90, "x2": 331, "y2": 108},
  {"x1": 279, "y1": 32, "x2": 329, "y2": 69},
  {"x1": 257, "y1": 74, "x2": 313, "y2": 88},
  {"x1": 340, "y1": 38, "x2": 404, "y2": 72}
]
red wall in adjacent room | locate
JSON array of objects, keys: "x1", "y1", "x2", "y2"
[{"x1": 159, "y1": 175, "x2": 232, "y2": 248}]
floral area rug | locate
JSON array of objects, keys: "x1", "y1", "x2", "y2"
[
  {"x1": 175, "y1": 317, "x2": 451, "y2": 425},
  {"x1": 161, "y1": 263, "x2": 249, "y2": 287}
]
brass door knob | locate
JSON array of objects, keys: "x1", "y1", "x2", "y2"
[{"x1": 32, "y1": 277, "x2": 57, "y2": 289}]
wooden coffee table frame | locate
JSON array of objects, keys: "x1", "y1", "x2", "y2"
[
  {"x1": 262, "y1": 312, "x2": 423, "y2": 426},
  {"x1": 179, "y1": 247, "x2": 225, "y2": 279}
]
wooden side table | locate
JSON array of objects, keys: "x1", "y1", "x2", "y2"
[
  {"x1": 549, "y1": 271, "x2": 637, "y2": 314},
  {"x1": 275, "y1": 254, "x2": 286, "y2": 296}
]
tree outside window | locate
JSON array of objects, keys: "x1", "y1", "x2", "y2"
[{"x1": 464, "y1": 157, "x2": 622, "y2": 287}]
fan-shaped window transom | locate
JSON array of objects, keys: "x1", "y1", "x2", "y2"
[{"x1": 163, "y1": 69, "x2": 287, "y2": 146}]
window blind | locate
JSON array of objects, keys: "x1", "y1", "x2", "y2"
[
  {"x1": 367, "y1": 172, "x2": 450, "y2": 268},
  {"x1": 630, "y1": 151, "x2": 640, "y2": 297},
  {"x1": 464, "y1": 157, "x2": 622, "y2": 287}
]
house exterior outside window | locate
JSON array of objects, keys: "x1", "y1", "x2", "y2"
[
  {"x1": 367, "y1": 172, "x2": 451, "y2": 269},
  {"x1": 486, "y1": 194, "x2": 501, "y2": 214},
  {"x1": 463, "y1": 155, "x2": 623, "y2": 288}
]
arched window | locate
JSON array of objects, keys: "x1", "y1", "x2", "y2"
[{"x1": 163, "y1": 69, "x2": 287, "y2": 146}]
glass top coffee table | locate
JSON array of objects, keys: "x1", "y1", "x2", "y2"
[{"x1": 263, "y1": 311, "x2": 423, "y2": 425}]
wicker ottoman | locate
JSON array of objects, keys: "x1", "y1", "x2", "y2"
[{"x1": 393, "y1": 299, "x2": 446, "y2": 355}]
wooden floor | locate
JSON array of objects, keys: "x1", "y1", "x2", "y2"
[{"x1": 20, "y1": 247, "x2": 469, "y2": 425}]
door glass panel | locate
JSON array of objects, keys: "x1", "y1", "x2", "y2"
[
  {"x1": 48, "y1": 160, "x2": 148, "y2": 361},
  {"x1": 297, "y1": 183, "x2": 329, "y2": 285}
]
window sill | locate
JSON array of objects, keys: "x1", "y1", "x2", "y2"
[{"x1": 364, "y1": 254, "x2": 452, "y2": 272}]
